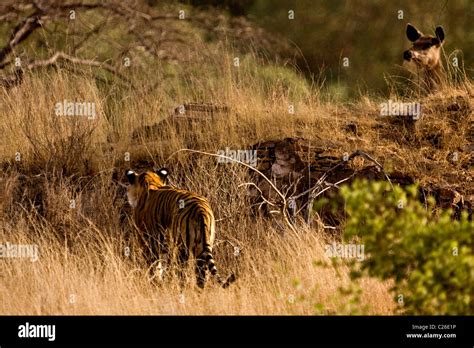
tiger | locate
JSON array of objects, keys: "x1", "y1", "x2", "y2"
[{"x1": 125, "y1": 168, "x2": 235, "y2": 288}]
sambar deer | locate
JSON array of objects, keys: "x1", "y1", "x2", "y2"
[{"x1": 403, "y1": 23, "x2": 445, "y2": 93}]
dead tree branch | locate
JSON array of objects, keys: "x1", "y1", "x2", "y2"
[
  {"x1": 289, "y1": 150, "x2": 393, "y2": 223},
  {"x1": 0, "y1": 0, "x2": 226, "y2": 89},
  {"x1": 25, "y1": 51, "x2": 133, "y2": 84},
  {"x1": 0, "y1": 14, "x2": 42, "y2": 64},
  {"x1": 167, "y1": 148, "x2": 298, "y2": 234}
]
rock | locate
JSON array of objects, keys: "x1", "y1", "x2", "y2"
[
  {"x1": 131, "y1": 102, "x2": 230, "y2": 142},
  {"x1": 249, "y1": 137, "x2": 472, "y2": 226}
]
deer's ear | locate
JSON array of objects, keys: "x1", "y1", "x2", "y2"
[
  {"x1": 406, "y1": 24, "x2": 422, "y2": 42},
  {"x1": 435, "y1": 26, "x2": 445, "y2": 43}
]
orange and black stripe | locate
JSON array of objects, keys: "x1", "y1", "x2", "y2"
[{"x1": 126, "y1": 168, "x2": 235, "y2": 288}]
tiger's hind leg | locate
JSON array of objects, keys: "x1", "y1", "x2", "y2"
[
  {"x1": 177, "y1": 247, "x2": 189, "y2": 288},
  {"x1": 195, "y1": 258, "x2": 207, "y2": 289}
]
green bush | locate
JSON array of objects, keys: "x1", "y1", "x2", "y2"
[{"x1": 339, "y1": 180, "x2": 473, "y2": 314}]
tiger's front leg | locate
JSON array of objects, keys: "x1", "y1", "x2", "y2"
[{"x1": 143, "y1": 227, "x2": 170, "y2": 283}]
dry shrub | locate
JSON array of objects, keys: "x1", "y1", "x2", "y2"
[{"x1": 1, "y1": 71, "x2": 106, "y2": 176}]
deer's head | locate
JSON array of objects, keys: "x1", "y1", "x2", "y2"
[{"x1": 403, "y1": 24, "x2": 445, "y2": 71}]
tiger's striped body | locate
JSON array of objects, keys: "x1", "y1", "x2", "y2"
[{"x1": 126, "y1": 168, "x2": 234, "y2": 288}]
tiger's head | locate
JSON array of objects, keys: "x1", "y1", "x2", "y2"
[{"x1": 125, "y1": 168, "x2": 169, "y2": 208}]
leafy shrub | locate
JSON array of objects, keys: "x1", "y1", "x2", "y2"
[{"x1": 339, "y1": 180, "x2": 473, "y2": 314}]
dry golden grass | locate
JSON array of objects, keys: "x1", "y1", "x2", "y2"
[
  {"x1": 0, "y1": 218, "x2": 395, "y2": 315},
  {"x1": 0, "y1": 50, "x2": 472, "y2": 315}
]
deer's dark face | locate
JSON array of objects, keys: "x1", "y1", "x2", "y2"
[{"x1": 403, "y1": 24, "x2": 445, "y2": 70}]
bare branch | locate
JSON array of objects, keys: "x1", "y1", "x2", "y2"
[
  {"x1": 238, "y1": 182, "x2": 278, "y2": 208},
  {"x1": 292, "y1": 150, "x2": 393, "y2": 202},
  {"x1": 25, "y1": 51, "x2": 133, "y2": 85},
  {"x1": 288, "y1": 150, "x2": 392, "y2": 224},
  {"x1": 0, "y1": 14, "x2": 42, "y2": 64},
  {"x1": 166, "y1": 148, "x2": 298, "y2": 234}
]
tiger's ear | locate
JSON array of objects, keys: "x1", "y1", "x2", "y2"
[
  {"x1": 155, "y1": 167, "x2": 169, "y2": 183},
  {"x1": 125, "y1": 169, "x2": 137, "y2": 184}
]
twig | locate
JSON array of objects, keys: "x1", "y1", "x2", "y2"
[
  {"x1": 291, "y1": 150, "x2": 392, "y2": 224},
  {"x1": 166, "y1": 148, "x2": 298, "y2": 234},
  {"x1": 25, "y1": 51, "x2": 132, "y2": 83},
  {"x1": 293, "y1": 150, "x2": 392, "y2": 202},
  {"x1": 238, "y1": 182, "x2": 278, "y2": 208},
  {"x1": 0, "y1": 14, "x2": 42, "y2": 64},
  {"x1": 295, "y1": 173, "x2": 356, "y2": 216}
]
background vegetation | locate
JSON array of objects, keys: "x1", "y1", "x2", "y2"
[{"x1": 193, "y1": 0, "x2": 474, "y2": 97}]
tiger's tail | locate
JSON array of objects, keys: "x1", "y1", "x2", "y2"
[
  {"x1": 199, "y1": 216, "x2": 236, "y2": 288},
  {"x1": 200, "y1": 244, "x2": 236, "y2": 288}
]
